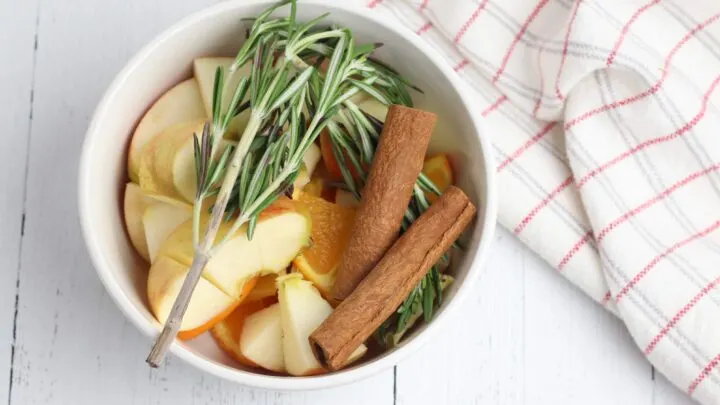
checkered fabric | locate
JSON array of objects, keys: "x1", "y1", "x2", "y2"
[{"x1": 360, "y1": 0, "x2": 720, "y2": 403}]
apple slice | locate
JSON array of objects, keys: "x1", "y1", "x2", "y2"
[
  {"x1": 357, "y1": 97, "x2": 388, "y2": 121},
  {"x1": 240, "y1": 303, "x2": 285, "y2": 373},
  {"x1": 137, "y1": 119, "x2": 232, "y2": 203},
  {"x1": 128, "y1": 78, "x2": 206, "y2": 182},
  {"x1": 148, "y1": 255, "x2": 240, "y2": 340},
  {"x1": 124, "y1": 182, "x2": 193, "y2": 262},
  {"x1": 159, "y1": 198, "x2": 311, "y2": 299},
  {"x1": 143, "y1": 201, "x2": 192, "y2": 263},
  {"x1": 124, "y1": 183, "x2": 152, "y2": 261},
  {"x1": 137, "y1": 119, "x2": 203, "y2": 202},
  {"x1": 211, "y1": 299, "x2": 273, "y2": 368},
  {"x1": 293, "y1": 143, "x2": 322, "y2": 191},
  {"x1": 277, "y1": 273, "x2": 367, "y2": 376},
  {"x1": 334, "y1": 189, "x2": 361, "y2": 207},
  {"x1": 124, "y1": 182, "x2": 185, "y2": 261},
  {"x1": 201, "y1": 199, "x2": 310, "y2": 298},
  {"x1": 194, "y1": 57, "x2": 252, "y2": 137},
  {"x1": 277, "y1": 274, "x2": 329, "y2": 376}
]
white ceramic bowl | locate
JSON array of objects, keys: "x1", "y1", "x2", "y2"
[{"x1": 78, "y1": 0, "x2": 497, "y2": 391}]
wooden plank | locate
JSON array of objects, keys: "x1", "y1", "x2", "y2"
[
  {"x1": 522, "y1": 233, "x2": 653, "y2": 404},
  {"x1": 8, "y1": 0, "x2": 393, "y2": 404},
  {"x1": 396, "y1": 228, "x2": 656, "y2": 404},
  {"x1": 0, "y1": 0, "x2": 41, "y2": 403}
]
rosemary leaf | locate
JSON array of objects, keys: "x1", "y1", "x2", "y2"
[
  {"x1": 211, "y1": 67, "x2": 224, "y2": 124},
  {"x1": 206, "y1": 144, "x2": 234, "y2": 193},
  {"x1": 288, "y1": 12, "x2": 331, "y2": 47},
  {"x1": 243, "y1": 148, "x2": 272, "y2": 213},
  {"x1": 250, "y1": 39, "x2": 265, "y2": 105},
  {"x1": 237, "y1": 151, "x2": 253, "y2": 209},
  {"x1": 433, "y1": 267, "x2": 443, "y2": 308},
  {"x1": 422, "y1": 270, "x2": 436, "y2": 322},
  {"x1": 417, "y1": 172, "x2": 442, "y2": 196},
  {"x1": 268, "y1": 66, "x2": 314, "y2": 112},
  {"x1": 352, "y1": 42, "x2": 376, "y2": 59},
  {"x1": 193, "y1": 132, "x2": 203, "y2": 198},
  {"x1": 248, "y1": 136, "x2": 268, "y2": 154},
  {"x1": 247, "y1": 215, "x2": 258, "y2": 240},
  {"x1": 329, "y1": 136, "x2": 359, "y2": 198},
  {"x1": 221, "y1": 76, "x2": 250, "y2": 130},
  {"x1": 348, "y1": 78, "x2": 391, "y2": 105}
]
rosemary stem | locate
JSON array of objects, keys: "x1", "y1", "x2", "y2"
[
  {"x1": 192, "y1": 198, "x2": 203, "y2": 249},
  {"x1": 214, "y1": 112, "x2": 324, "y2": 249},
  {"x1": 146, "y1": 114, "x2": 264, "y2": 366},
  {"x1": 200, "y1": 114, "x2": 262, "y2": 252}
]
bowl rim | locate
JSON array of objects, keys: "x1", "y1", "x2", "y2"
[{"x1": 78, "y1": 0, "x2": 498, "y2": 391}]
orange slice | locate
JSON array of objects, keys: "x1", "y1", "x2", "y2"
[
  {"x1": 422, "y1": 154, "x2": 454, "y2": 203},
  {"x1": 211, "y1": 297, "x2": 276, "y2": 367},
  {"x1": 292, "y1": 192, "x2": 356, "y2": 296},
  {"x1": 245, "y1": 274, "x2": 278, "y2": 303}
]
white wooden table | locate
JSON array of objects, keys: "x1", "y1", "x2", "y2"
[{"x1": 0, "y1": 0, "x2": 699, "y2": 403}]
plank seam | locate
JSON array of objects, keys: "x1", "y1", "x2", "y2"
[
  {"x1": 7, "y1": 4, "x2": 41, "y2": 404},
  {"x1": 393, "y1": 366, "x2": 397, "y2": 405}
]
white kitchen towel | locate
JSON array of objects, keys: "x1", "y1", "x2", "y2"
[{"x1": 361, "y1": 0, "x2": 720, "y2": 403}]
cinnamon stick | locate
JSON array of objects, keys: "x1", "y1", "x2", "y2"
[
  {"x1": 310, "y1": 186, "x2": 476, "y2": 370},
  {"x1": 332, "y1": 104, "x2": 436, "y2": 301}
]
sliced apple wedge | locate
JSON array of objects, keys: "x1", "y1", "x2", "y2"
[
  {"x1": 240, "y1": 303, "x2": 285, "y2": 373},
  {"x1": 137, "y1": 119, "x2": 203, "y2": 202},
  {"x1": 148, "y1": 255, "x2": 240, "y2": 340},
  {"x1": 159, "y1": 198, "x2": 311, "y2": 299},
  {"x1": 293, "y1": 143, "x2": 322, "y2": 191},
  {"x1": 124, "y1": 182, "x2": 193, "y2": 262},
  {"x1": 194, "y1": 57, "x2": 253, "y2": 137},
  {"x1": 201, "y1": 201, "x2": 310, "y2": 298},
  {"x1": 128, "y1": 78, "x2": 206, "y2": 182},
  {"x1": 211, "y1": 299, "x2": 273, "y2": 368},
  {"x1": 124, "y1": 183, "x2": 152, "y2": 261},
  {"x1": 143, "y1": 201, "x2": 192, "y2": 263},
  {"x1": 137, "y1": 119, "x2": 232, "y2": 203},
  {"x1": 277, "y1": 273, "x2": 367, "y2": 376},
  {"x1": 277, "y1": 274, "x2": 329, "y2": 376},
  {"x1": 357, "y1": 97, "x2": 388, "y2": 121}
]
